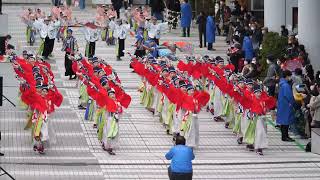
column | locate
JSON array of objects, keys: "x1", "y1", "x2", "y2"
[
  {"x1": 298, "y1": 0, "x2": 320, "y2": 71},
  {"x1": 264, "y1": 0, "x2": 286, "y2": 32}
]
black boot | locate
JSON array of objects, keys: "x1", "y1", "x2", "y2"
[{"x1": 281, "y1": 125, "x2": 295, "y2": 142}]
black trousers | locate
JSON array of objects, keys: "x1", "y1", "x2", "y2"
[
  {"x1": 199, "y1": 30, "x2": 206, "y2": 47},
  {"x1": 267, "y1": 85, "x2": 276, "y2": 97},
  {"x1": 117, "y1": 38, "x2": 125, "y2": 57},
  {"x1": 64, "y1": 52, "x2": 75, "y2": 76},
  {"x1": 116, "y1": 9, "x2": 120, "y2": 19},
  {"x1": 87, "y1": 42, "x2": 96, "y2": 58},
  {"x1": 230, "y1": 57, "x2": 239, "y2": 73},
  {"x1": 0, "y1": 0, "x2": 3, "y2": 14},
  {"x1": 168, "y1": 167, "x2": 192, "y2": 180},
  {"x1": 42, "y1": 36, "x2": 55, "y2": 58},
  {"x1": 280, "y1": 125, "x2": 290, "y2": 140},
  {"x1": 183, "y1": 27, "x2": 190, "y2": 37},
  {"x1": 134, "y1": 49, "x2": 146, "y2": 58},
  {"x1": 124, "y1": 1, "x2": 129, "y2": 9}
]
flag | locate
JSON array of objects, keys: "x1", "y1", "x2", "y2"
[
  {"x1": 174, "y1": 41, "x2": 194, "y2": 55},
  {"x1": 283, "y1": 58, "x2": 303, "y2": 72}
]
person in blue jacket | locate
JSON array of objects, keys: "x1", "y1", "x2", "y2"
[
  {"x1": 180, "y1": 0, "x2": 192, "y2": 37},
  {"x1": 206, "y1": 12, "x2": 216, "y2": 51},
  {"x1": 242, "y1": 31, "x2": 254, "y2": 62},
  {"x1": 276, "y1": 70, "x2": 296, "y2": 142},
  {"x1": 166, "y1": 136, "x2": 194, "y2": 180}
]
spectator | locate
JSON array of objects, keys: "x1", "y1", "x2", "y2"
[
  {"x1": 304, "y1": 64, "x2": 315, "y2": 87},
  {"x1": 242, "y1": 31, "x2": 254, "y2": 62},
  {"x1": 291, "y1": 68, "x2": 309, "y2": 138},
  {"x1": 241, "y1": 60, "x2": 250, "y2": 76},
  {"x1": 292, "y1": 68, "x2": 303, "y2": 86},
  {"x1": 180, "y1": 0, "x2": 192, "y2": 37},
  {"x1": 196, "y1": 11, "x2": 206, "y2": 48},
  {"x1": 167, "y1": 0, "x2": 181, "y2": 29},
  {"x1": 298, "y1": 44, "x2": 309, "y2": 65},
  {"x1": 281, "y1": 25, "x2": 289, "y2": 37},
  {"x1": 309, "y1": 84, "x2": 320, "y2": 127},
  {"x1": 227, "y1": 35, "x2": 242, "y2": 73},
  {"x1": 250, "y1": 23, "x2": 263, "y2": 56},
  {"x1": 231, "y1": 0, "x2": 241, "y2": 17},
  {"x1": 216, "y1": 0, "x2": 231, "y2": 36},
  {"x1": 165, "y1": 136, "x2": 194, "y2": 180},
  {"x1": 149, "y1": 0, "x2": 165, "y2": 21},
  {"x1": 251, "y1": 57, "x2": 262, "y2": 74},
  {"x1": 286, "y1": 36, "x2": 299, "y2": 58},
  {"x1": 243, "y1": 63, "x2": 257, "y2": 79},
  {"x1": 277, "y1": 70, "x2": 296, "y2": 142},
  {"x1": 263, "y1": 55, "x2": 279, "y2": 97},
  {"x1": 206, "y1": 12, "x2": 216, "y2": 51}
]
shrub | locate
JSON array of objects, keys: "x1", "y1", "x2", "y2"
[{"x1": 259, "y1": 32, "x2": 288, "y2": 78}]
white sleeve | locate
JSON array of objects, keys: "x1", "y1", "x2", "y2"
[
  {"x1": 54, "y1": 20, "x2": 61, "y2": 29},
  {"x1": 145, "y1": 21, "x2": 151, "y2": 30},
  {"x1": 33, "y1": 20, "x2": 43, "y2": 30},
  {"x1": 81, "y1": 27, "x2": 90, "y2": 41}
]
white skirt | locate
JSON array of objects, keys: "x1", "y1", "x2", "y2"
[
  {"x1": 254, "y1": 116, "x2": 268, "y2": 149},
  {"x1": 213, "y1": 87, "x2": 224, "y2": 117},
  {"x1": 186, "y1": 114, "x2": 199, "y2": 148}
]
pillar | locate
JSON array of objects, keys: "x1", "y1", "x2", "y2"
[
  {"x1": 264, "y1": 0, "x2": 286, "y2": 33},
  {"x1": 298, "y1": 0, "x2": 320, "y2": 71}
]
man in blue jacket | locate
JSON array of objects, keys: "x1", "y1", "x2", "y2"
[
  {"x1": 180, "y1": 0, "x2": 192, "y2": 37},
  {"x1": 242, "y1": 31, "x2": 254, "y2": 62},
  {"x1": 166, "y1": 136, "x2": 194, "y2": 180},
  {"x1": 206, "y1": 12, "x2": 216, "y2": 51},
  {"x1": 276, "y1": 70, "x2": 296, "y2": 142}
]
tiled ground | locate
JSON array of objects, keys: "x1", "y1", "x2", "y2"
[{"x1": 1, "y1": 4, "x2": 320, "y2": 180}]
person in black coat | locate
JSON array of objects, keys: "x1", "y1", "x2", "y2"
[
  {"x1": 196, "y1": 11, "x2": 206, "y2": 48},
  {"x1": 167, "y1": 0, "x2": 180, "y2": 29},
  {"x1": 111, "y1": 0, "x2": 123, "y2": 18},
  {"x1": 149, "y1": 0, "x2": 165, "y2": 21}
]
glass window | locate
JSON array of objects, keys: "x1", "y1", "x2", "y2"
[{"x1": 252, "y1": 0, "x2": 264, "y2": 11}]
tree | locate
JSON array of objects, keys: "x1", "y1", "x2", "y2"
[{"x1": 259, "y1": 32, "x2": 288, "y2": 78}]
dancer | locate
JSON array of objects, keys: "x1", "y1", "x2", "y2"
[{"x1": 62, "y1": 29, "x2": 78, "y2": 79}]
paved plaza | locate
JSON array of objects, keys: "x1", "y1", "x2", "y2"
[{"x1": 1, "y1": 4, "x2": 320, "y2": 180}]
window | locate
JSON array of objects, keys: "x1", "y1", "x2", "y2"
[{"x1": 251, "y1": 0, "x2": 264, "y2": 11}]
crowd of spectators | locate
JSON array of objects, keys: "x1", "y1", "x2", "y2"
[{"x1": 218, "y1": 0, "x2": 320, "y2": 142}]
